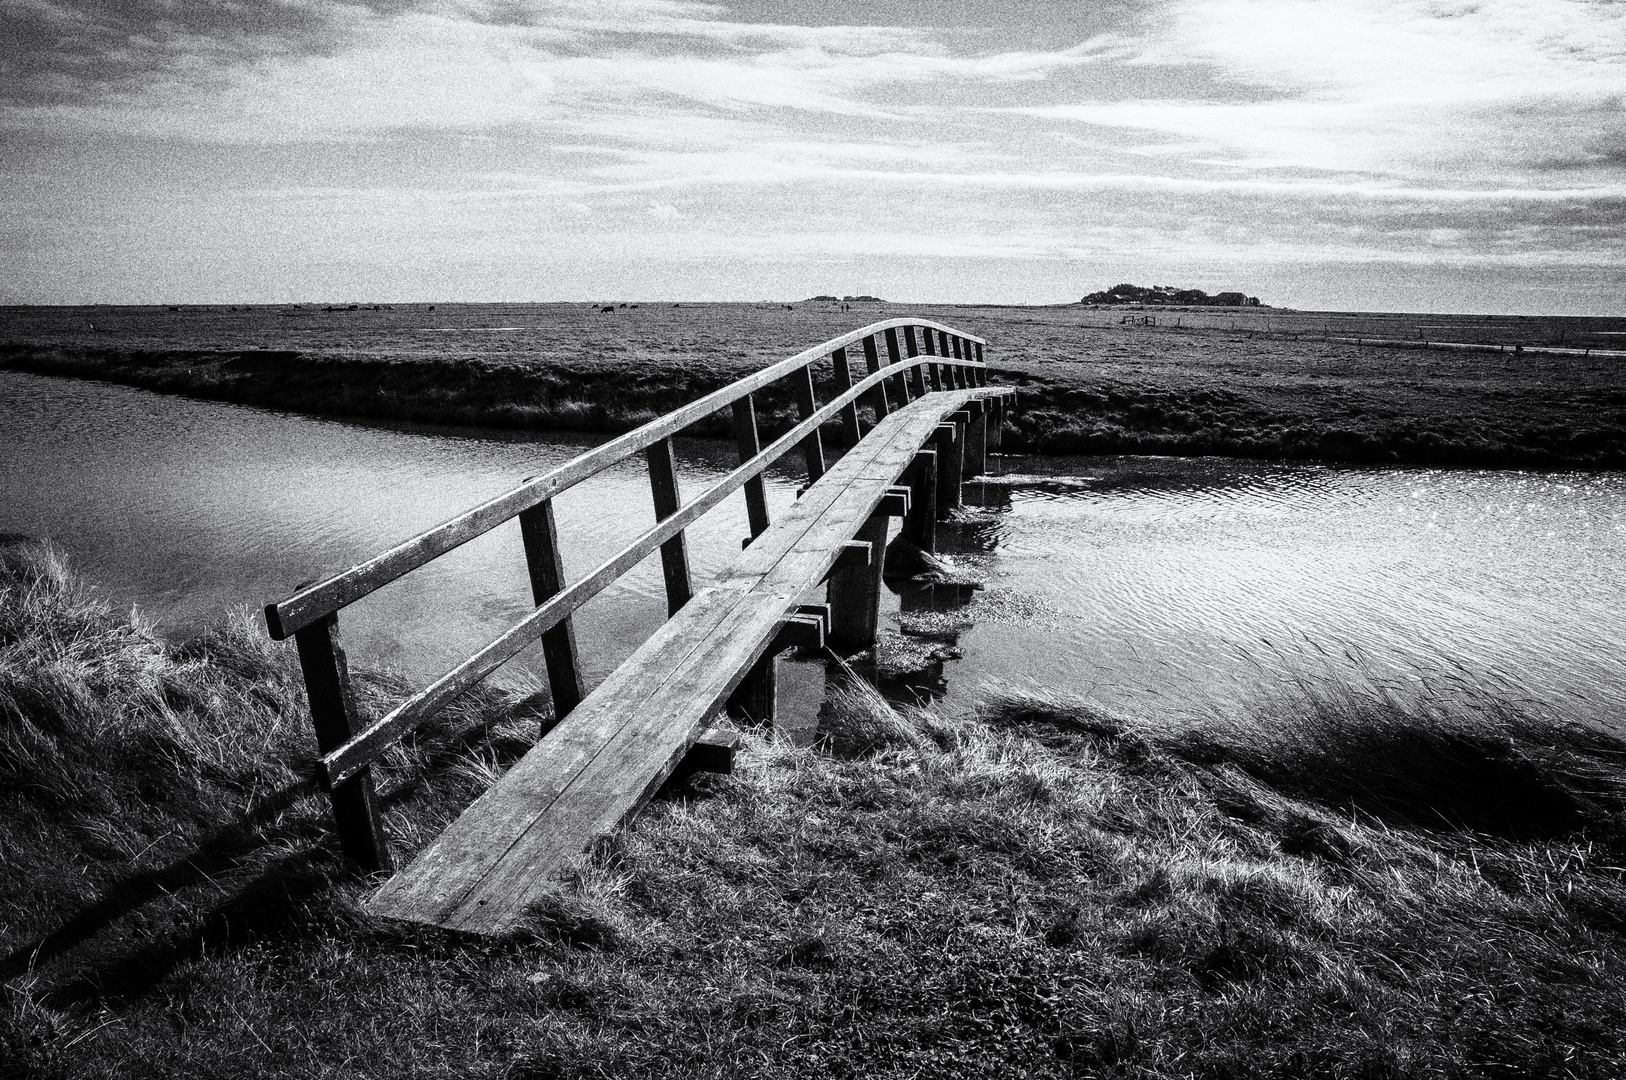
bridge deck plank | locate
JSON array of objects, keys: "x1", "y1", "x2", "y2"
[{"x1": 368, "y1": 388, "x2": 1001, "y2": 933}]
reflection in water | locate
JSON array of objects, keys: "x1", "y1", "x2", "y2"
[{"x1": 6, "y1": 370, "x2": 1625, "y2": 739}]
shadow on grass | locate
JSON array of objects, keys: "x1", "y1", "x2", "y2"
[{"x1": 4, "y1": 702, "x2": 540, "y2": 1008}]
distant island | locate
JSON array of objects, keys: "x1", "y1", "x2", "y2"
[
  {"x1": 1082, "y1": 283, "x2": 1262, "y2": 307},
  {"x1": 808, "y1": 295, "x2": 886, "y2": 303}
]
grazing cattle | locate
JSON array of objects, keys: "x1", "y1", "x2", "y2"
[{"x1": 600, "y1": 305, "x2": 615, "y2": 314}]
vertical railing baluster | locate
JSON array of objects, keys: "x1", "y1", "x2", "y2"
[
  {"x1": 519, "y1": 497, "x2": 584, "y2": 722},
  {"x1": 862, "y1": 334, "x2": 889, "y2": 421},
  {"x1": 900, "y1": 326, "x2": 926, "y2": 398},
  {"x1": 883, "y1": 327, "x2": 911, "y2": 403},
  {"x1": 794, "y1": 364, "x2": 827, "y2": 483},
  {"x1": 646, "y1": 437, "x2": 693, "y2": 615},
  {"x1": 830, "y1": 347, "x2": 861, "y2": 446},
  {"x1": 732, "y1": 394, "x2": 770, "y2": 541},
  {"x1": 975, "y1": 341, "x2": 988, "y2": 386},
  {"x1": 295, "y1": 614, "x2": 392, "y2": 872},
  {"x1": 950, "y1": 336, "x2": 966, "y2": 389}
]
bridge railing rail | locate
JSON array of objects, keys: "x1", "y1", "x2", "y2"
[{"x1": 264, "y1": 318, "x2": 990, "y2": 870}]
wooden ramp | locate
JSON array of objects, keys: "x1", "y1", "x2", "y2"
[
  {"x1": 369, "y1": 388, "x2": 1001, "y2": 933},
  {"x1": 263, "y1": 317, "x2": 1012, "y2": 935}
]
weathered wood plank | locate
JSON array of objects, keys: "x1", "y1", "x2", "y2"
[
  {"x1": 368, "y1": 393, "x2": 978, "y2": 930},
  {"x1": 320, "y1": 376, "x2": 969, "y2": 788}
]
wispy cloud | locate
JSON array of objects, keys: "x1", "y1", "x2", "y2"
[{"x1": 1, "y1": 0, "x2": 1622, "y2": 309}]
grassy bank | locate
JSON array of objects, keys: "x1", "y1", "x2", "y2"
[
  {"x1": 6, "y1": 544, "x2": 1626, "y2": 1077},
  {"x1": 5, "y1": 303, "x2": 1625, "y2": 467}
]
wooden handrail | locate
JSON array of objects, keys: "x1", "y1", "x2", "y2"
[
  {"x1": 264, "y1": 317, "x2": 986, "y2": 640},
  {"x1": 317, "y1": 347, "x2": 987, "y2": 787}
]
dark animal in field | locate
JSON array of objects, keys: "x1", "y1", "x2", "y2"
[{"x1": 599, "y1": 305, "x2": 615, "y2": 313}]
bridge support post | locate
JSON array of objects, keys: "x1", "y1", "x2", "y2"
[
  {"x1": 934, "y1": 419, "x2": 964, "y2": 517},
  {"x1": 827, "y1": 513, "x2": 889, "y2": 653},
  {"x1": 903, "y1": 448, "x2": 937, "y2": 552},
  {"x1": 727, "y1": 654, "x2": 777, "y2": 726},
  {"x1": 965, "y1": 401, "x2": 988, "y2": 478},
  {"x1": 295, "y1": 614, "x2": 392, "y2": 873}
]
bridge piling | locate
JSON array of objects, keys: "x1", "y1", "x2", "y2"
[
  {"x1": 828, "y1": 513, "x2": 890, "y2": 652},
  {"x1": 965, "y1": 402, "x2": 988, "y2": 477},
  {"x1": 903, "y1": 449, "x2": 937, "y2": 552}
]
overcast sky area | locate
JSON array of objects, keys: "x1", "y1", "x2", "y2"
[{"x1": 2, "y1": 0, "x2": 1623, "y2": 312}]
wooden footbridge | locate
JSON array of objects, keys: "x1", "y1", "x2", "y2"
[{"x1": 265, "y1": 319, "x2": 1013, "y2": 935}]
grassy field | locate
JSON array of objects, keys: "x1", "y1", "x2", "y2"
[
  {"x1": 7, "y1": 540, "x2": 1626, "y2": 1078},
  {"x1": 4, "y1": 302, "x2": 1625, "y2": 467}
]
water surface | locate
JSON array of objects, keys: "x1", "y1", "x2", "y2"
[{"x1": 5, "y1": 370, "x2": 1623, "y2": 735}]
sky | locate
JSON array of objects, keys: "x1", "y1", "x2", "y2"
[{"x1": 2, "y1": 0, "x2": 1623, "y2": 313}]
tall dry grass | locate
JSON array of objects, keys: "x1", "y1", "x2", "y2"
[{"x1": 5, "y1": 544, "x2": 1626, "y2": 1076}]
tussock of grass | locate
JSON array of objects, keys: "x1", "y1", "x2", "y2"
[{"x1": 6, "y1": 546, "x2": 1626, "y2": 1076}]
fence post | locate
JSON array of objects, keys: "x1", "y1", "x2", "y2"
[
  {"x1": 294, "y1": 614, "x2": 392, "y2": 873},
  {"x1": 518, "y1": 498, "x2": 585, "y2": 721},
  {"x1": 974, "y1": 342, "x2": 988, "y2": 386},
  {"x1": 827, "y1": 512, "x2": 890, "y2": 652},
  {"x1": 732, "y1": 395, "x2": 771, "y2": 542},
  {"x1": 646, "y1": 437, "x2": 693, "y2": 616},
  {"x1": 794, "y1": 364, "x2": 827, "y2": 483}
]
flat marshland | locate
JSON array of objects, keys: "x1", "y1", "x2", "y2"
[
  {"x1": 7, "y1": 541, "x2": 1626, "y2": 1077},
  {"x1": 4, "y1": 302, "x2": 1626, "y2": 467}
]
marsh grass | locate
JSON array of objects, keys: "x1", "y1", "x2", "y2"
[{"x1": 5, "y1": 545, "x2": 1626, "y2": 1077}]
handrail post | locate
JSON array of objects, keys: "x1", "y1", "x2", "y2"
[
  {"x1": 732, "y1": 394, "x2": 770, "y2": 542},
  {"x1": 903, "y1": 448, "x2": 937, "y2": 552},
  {"x1": 646, "y1": 437, "x2": 693, "y2": 615},
  {"x1": 794, "y1": 365, "x2": 827, "y2": 483},
  {"x1": 883, "y1": 327, "x2": 911, "y2": 404},
  {"x1": 518, "y1": 497, "x2": 585, "y2": 721},
  {"x1": 921, "y1": 326, "x2": 944, "y2": 391},
  {"x1": 830, "y1": 347, "x2": 861, "y2": 447},
  {"x1": 950, "y1": 336, "x2": 967, "y2": 389},
  {"x1": 861, "y1": 335, "x2": 889, "y2": 421},
  {"x1": 898, "y1": 326, "x2": 926, "y2": 398},
  {"x1": 974, "y1": 342, "x2": 988, "y2": 386},
  {"x1": 295, "y1": 614, "x2": 392, "y2": 872}
]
